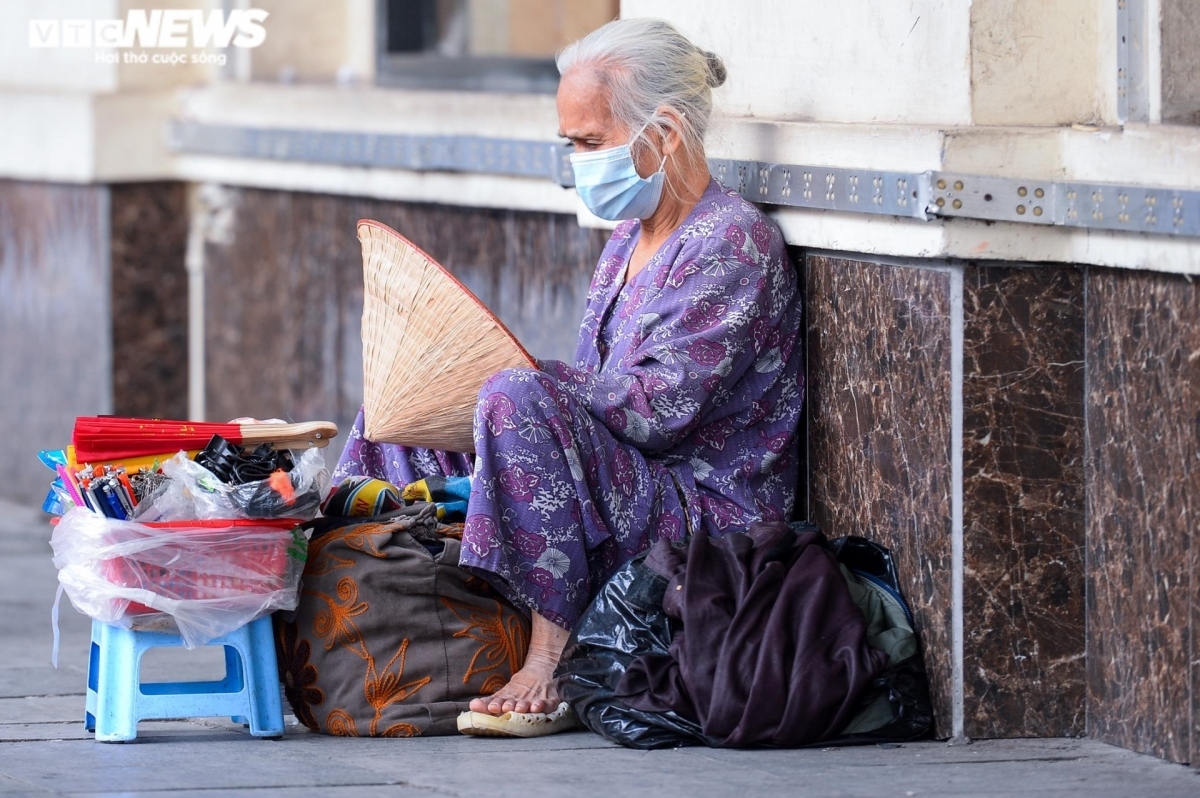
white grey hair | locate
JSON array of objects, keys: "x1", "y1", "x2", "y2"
[{"x1": 556, "y1": 18, "x2": 726, "y2": 166}]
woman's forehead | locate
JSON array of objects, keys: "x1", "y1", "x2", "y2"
[{"x1": 557, "y1": 71, "x2": 619, "y2": 137}]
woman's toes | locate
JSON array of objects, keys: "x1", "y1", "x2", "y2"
[{"x1": 468, "y1": 668, "x2": 562, "y2": 717}]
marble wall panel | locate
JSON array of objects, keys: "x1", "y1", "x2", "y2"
[
  {"x1": 786, "y1": 245, "x2": 808, "y2": 522},
  {"x1": 202, "y1": 187, "x2": 610, "y2": 446},
  {"x1": 110, "y1": 183, "x2": 188, "y2": 419},
  {"x1": 1085, "y1": 267, "x2": 1200, "y2": 764},
  {"x1": 961, "y1": 264, "x2": 1086, "y2": 738},
  {"x1": 1195, "y1": 522, "x2": 1200, "y2": 770},
  {"x1": 805, "y1": 254, "x2": 954, "y2": 737},
  {"x1": 0, "y1": 180, "x2": 111, "y2": 505}
]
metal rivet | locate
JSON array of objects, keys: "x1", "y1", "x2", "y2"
[
  {"x1": 936, "y1": 197, "x2": 946, "y2": 208},
  {"x1": 1017, "y1": 204, "x2": 1027, "y2": 215},
  {"x1": 954, "y1": 180, "x2": 964, "y2": 191},
  {"x1": 952, "y1": 199, "x2": 962, "y2": 210},
  {"x1": 1034, "y1": 188, "x2": 1045, "y2": 199},
  {"x1": 1033, "y1": 206, "x2": 1043, "y2": 217},
  {"x1": 1018, "y1": 187, "x2": 1028, "y2": 197},
  {"x1": 937, "y1": 179, "x2": 947, "y2": 190}
]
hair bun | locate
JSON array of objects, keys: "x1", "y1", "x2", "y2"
[{"x1": 703, "y1": 50, "x2": 727, "y2": 88}]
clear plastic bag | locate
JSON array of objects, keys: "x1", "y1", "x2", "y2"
[
  {"x1": 134, "y1": 448, "x2": 330, "y2": 523},
  {"x1": 51, "y1": 507, "x2": 307, "y2": 649}
]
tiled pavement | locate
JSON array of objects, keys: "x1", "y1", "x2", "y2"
[{"x1": 2, "y1": 498, "x2": 1198, "y2": 798}]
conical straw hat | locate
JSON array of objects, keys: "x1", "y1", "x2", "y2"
[{"x1": 358, "y1": 219, "x2": 536, "y2": 453}]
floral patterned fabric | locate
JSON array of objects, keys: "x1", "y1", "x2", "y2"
[
  {"x1": 335, "y1": 178, "x2": 804, "y2": 631},
  {"x1": 333, "y1": 411, "x2": 473, "y2": 487},
  {"x1": 274, "y1": 505, "x2": 530, "y2": 736}
]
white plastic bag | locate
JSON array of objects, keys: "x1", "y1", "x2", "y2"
[
  {"x1": 51, "y1": 507, "x2": 307, "y2": 649},
  {"x1": 134, "y1": 448, "x2": 330, "y2": 523}
]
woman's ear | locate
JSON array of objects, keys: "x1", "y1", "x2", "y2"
[{"x1": 656, "y1": 105, "x2": 686, "y2": 157}]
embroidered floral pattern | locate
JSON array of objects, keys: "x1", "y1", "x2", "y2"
[
  {"x1": 276, "y1": 517, "x2": 530, "y2": 738},
  {"x1": 304, "y1": 522, "x2": 391, "y2": 577},
  {"x1": 276, "y1": 619, "x2": 323, "y2": 731},
  {"x1": 362, "y1": 638, "x2": 432, "y2": 736},
  {"x1": 440, "y1": 596, "x2": 529, "y2": 685},
  {"x1": 309, "y1": 576, "x2": 369, "y2": 656}
]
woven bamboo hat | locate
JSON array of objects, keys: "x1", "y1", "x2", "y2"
[{"x1": 358, "y1": 219, "x2": 535, "y2": 453}]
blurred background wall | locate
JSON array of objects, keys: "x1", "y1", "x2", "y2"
[{"x1": 1, "y1": 0, "x2": 1199, "y2": 768}]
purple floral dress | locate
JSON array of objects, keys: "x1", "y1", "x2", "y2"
[
  {"x1": 337, "y1": 179, "x2": 804, "y2": 630},
  {"x1": 334, "y1": 415, "x2": 472, "y2": 487}
]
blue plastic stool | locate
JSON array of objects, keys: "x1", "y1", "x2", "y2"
[{"x1": 84, "y1": 615, "x2": 284, "y2": 742}]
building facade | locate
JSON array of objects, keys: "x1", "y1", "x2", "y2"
[{"x1": 2, "y1": 0, "x2": 1198, "y2": 763}]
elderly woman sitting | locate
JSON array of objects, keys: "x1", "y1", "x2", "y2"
[{"x1": 336, "y1": 17, "x2": 804, "y2": 734}]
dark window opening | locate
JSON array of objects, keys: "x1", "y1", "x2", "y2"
[{"x1": 376, "y1": 0, "x2": 617, "y2": 94}]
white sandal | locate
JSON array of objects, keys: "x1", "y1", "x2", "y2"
[{"x1": 457, "y1": 701, "x2": 580, "y2": 738}]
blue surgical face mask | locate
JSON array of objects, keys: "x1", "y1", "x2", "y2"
[{"x1": 569, "y1": 133, "x2": 667, "y2": 221}]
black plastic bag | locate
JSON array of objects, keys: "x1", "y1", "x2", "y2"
[
  {"x1": 556, "y1": 560, "x2": 709, "y2": 749},
  {"x1": 555, "y1": 523, "x2": 933, "y2": 749}
]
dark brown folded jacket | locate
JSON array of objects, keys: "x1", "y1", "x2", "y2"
[
  {"x1": 614, "y1": 522, "x2": 888, "y2": 747},
  {"x1": 274, "y1": 504, "x2": 530, "y2": 737}
]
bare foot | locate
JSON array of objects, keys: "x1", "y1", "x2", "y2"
[
  {"x1": 469, "y1": 656, "x2": 561, "y2": 715},
  {"x1": 469, "y1": 612, "x2": 570, "y2": 716}
]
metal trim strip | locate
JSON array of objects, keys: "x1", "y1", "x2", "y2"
[
  {"x1": 928, "y1": 172, "x2": 1200, "y2": 237},
  {"x1": 169, "y1": 121, "x2": 1200, "y2": 238},
  {"x1": 168, "y1": 121, "x2": 576, "y2": 186}
]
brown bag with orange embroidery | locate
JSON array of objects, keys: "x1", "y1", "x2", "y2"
[{"x1": 274, "y1": 503, "x2": 530, "y2": 737}]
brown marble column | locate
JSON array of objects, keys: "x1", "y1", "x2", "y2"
[
  {"x1": 110, "y1": 182, "x2": 189, "y2": 419},
  {"x1": 961, "y1": 264, "x2": 1086, "y2": 738},
  {"x1": 0, "y1": 179, "x2": 191, "y2": 504},
  {"x1": 0, "y1": 180, "x2": 111, "y2": 504},
  {"x1": 1085, "y1": 267, "x2": 1200, "y2": 764},
  {"x1": 805, "y1": 254, "x2": 955, "y2": 736},
  {"x1": 805, "y1": 254, "x2": 1088, "y2": 740}
]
